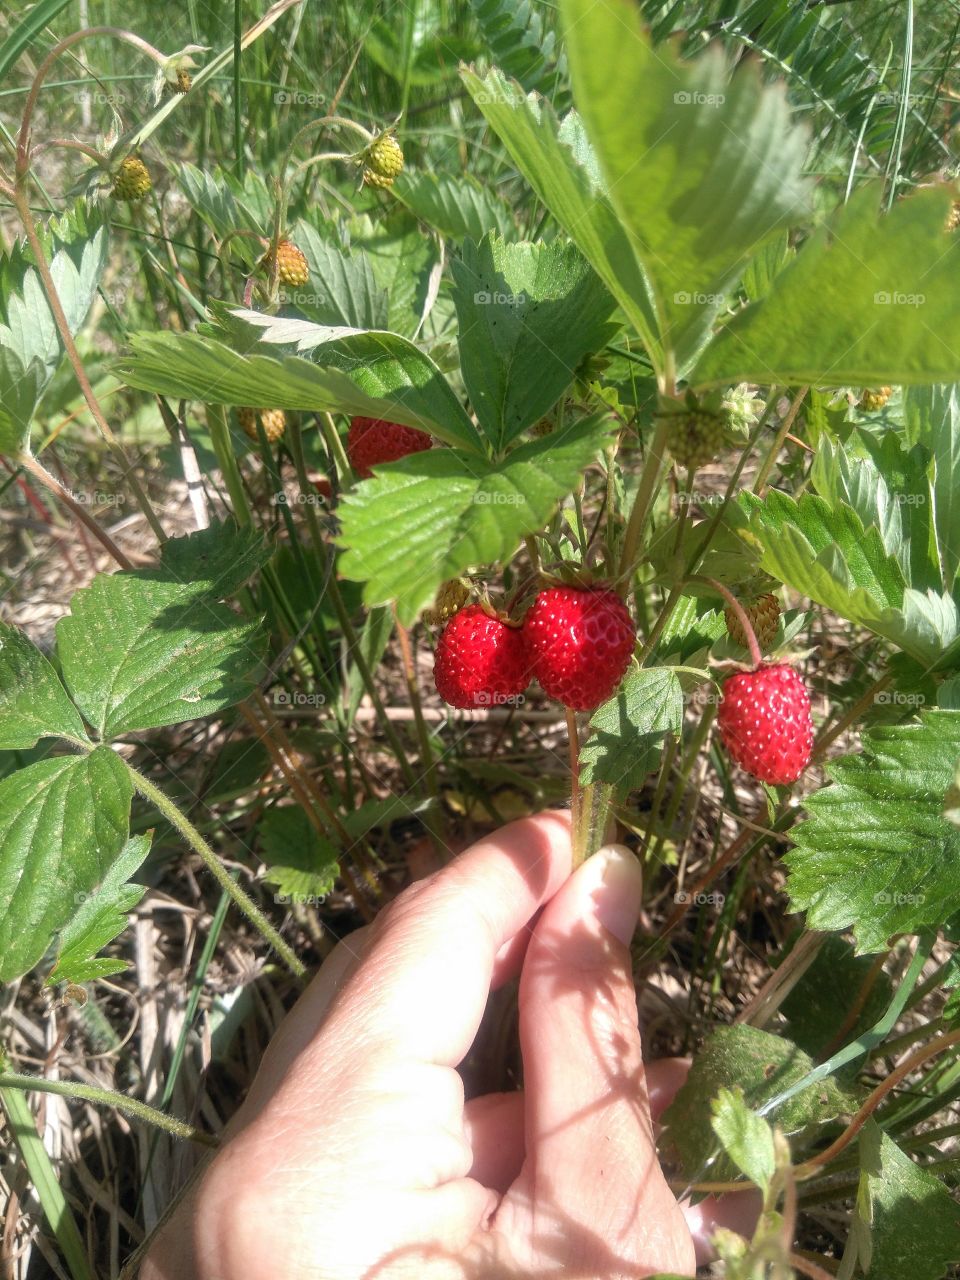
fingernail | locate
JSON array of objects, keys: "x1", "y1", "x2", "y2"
[{"x1": 589, "y1": 844, "x2": 643, "y2": 945}]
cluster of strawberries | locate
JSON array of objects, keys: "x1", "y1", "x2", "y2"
[
  {"x1": 432, "y1": 588, "x2": 813, "y2": 787},
  {"x1": 320, "y1": 414, "x2": 814, "y2": 788}
]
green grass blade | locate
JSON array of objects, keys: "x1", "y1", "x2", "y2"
[
  {"x1": 0, "y1": 1080, "x2": 97, "y2": 1280},
  {"x1": 0, "y1": 0, "x2": 74, "y2": 82}
]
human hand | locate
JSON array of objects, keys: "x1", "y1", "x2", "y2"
[{"x1": 141, "y1": 813, "x2": 750, "y2": 1279}]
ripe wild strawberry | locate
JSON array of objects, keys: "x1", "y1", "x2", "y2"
[
  {"x1": 725, "y1": 593, "x2": 781, "y2": 652},
  {"x1": 523, "y1": 585, "x2": 635, "y2": 711},
  {"x1": 238, "y1": 407, "x2": 286, "y2": 443},
  {"x1": 112, "y1": 156, "x2": 151, "y2": 201},
  {"x1": 363, "y1": 131, "x2": 404, "y2": 188},
  {"x1": 717, "y1": 664, "x2": 813, "y2": 785},
  {"x1": 347, "y1": 416, "x2": 432, "y2": 479},
  {"x1": 434, "y1": 605, "x2": 529, "y2": 709},
  {"x1": 260, "y1": 239, "x2": 309, "y2": 289}
]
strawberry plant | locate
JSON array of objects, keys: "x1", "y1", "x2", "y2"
[{"x1": 3, "y1": 0, "x2": 960, "y2": 1277}]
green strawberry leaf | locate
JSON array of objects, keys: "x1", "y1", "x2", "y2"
[
  {"x1": 561, "y1": 0, "x2": 810, "y2": 375},
  {"x1": 852, "y1": 1120, "x2": 960, "y2": 1280},
  {"x1": 259, "y1": 806, "x2": 339, "y2": 906},
  {"x1": 153, "y1": 520, "x2": 272, "y2": 599},
  {"x1": 810, "y1": 435, "x2": 938, "y2": 594},
  {"x1": 56, "y1": 571, "x2": 265, "y2": 739},
  {"x1": 0, "y1": 622, "x2": 89, "y2": 748},
  {"x1": 0, "y1": 747, "x2": 133, "y2": 983},
  {"x1": 348, "y1": 209, "x2": 441, "y2": 339},
  {"x1": 0, "y1": 348, "x2": 45, "y2": 455},
  {"x1": 579, "y1": 668, "x2": 683, "y2": 790},
  {"x1": 393, "y1": 170, "x2": 515, "y2": 242},
  {"x1": 338, "y1": 416, "x2": 614, "y2": 624},
  {"x1": 788, "y1": 712, "x2": 960, "y2": 954},
  {"x1": 119, "y1": 325, "x2": 483, "y2": 456},
  {"x1": 660, "y1": 1024, "x2": 853, "y2": 1181},
  {"x1": 451, "y1": 235, "x2": 616, "y2": 452},
  {"x1": 0, "y1": 221, "x2": 109, "y2": 387},
  {"x1": 287, "y1": 221, "x2": 389, "y2": 330},
  {"x1": 693, "y1": 184, "x2": 960, "y2": 387},
  {"x1": 740, "y1": 490, "x2": 958, "y2": 666},
  {"x1": 904, "y1": 385, "x2": 960, "y2": 591},
  {"x1": 711, "y1": 1087, "x2": 776, "y2": 1195},
  {"x1": 461, "y1": 67, "x2": 661, "y2": 362},
  {"x1": 46, "y1": 833, "x2": 151, "y2": 984}
]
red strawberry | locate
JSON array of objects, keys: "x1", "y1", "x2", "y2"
[
  {"x1": 434, "y1": 605, "x2": 530, "y2": 710},
  {"x1": 347, "y1": 416, "x2": 432, "y2": 479},
  {"x1": 717, "y1": 663, "x2": 813, "y2": 785},
  {"x1": 523, "y1": 585, "x2": 635, "y2": 711}
]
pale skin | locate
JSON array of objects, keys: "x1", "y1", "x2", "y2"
[{"x1": 142, "y1": 813, "x2": 758, "y2": 1279}]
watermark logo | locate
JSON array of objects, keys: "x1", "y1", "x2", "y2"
[
  {"x1": 473, "y1": 290, "x2": 526, "y2": 306},
  {"x1": 874, "y1": 290, "x2": 925, "y2": 307},
  {"x1": 674, "y1": 90, "x2": 725, "y2": 107},
  {"x1": 75, "y1": 492, "x2": 125, "y2": 507},
  {"x1": 473, "y1": 691, "x2": 526, "y2": 707},
  {"x1": 673, "y1": 290, "x2": 727, "y2": 306},
  {"x1": 274, "y1": 690, "x2": 326, "y2": 707},
  {"x1": 275, "y1": 891, "x2": 329, "y2": 905},
  {"x1": 474, "y1": 89, "x2": 525, "y2": 107},
  {"x1": 677, "y1": 491, "x2": 727, "y2": 506},
  {"x1": 674, "y1": 890, "x2": 726, "y2": 907},
  {"x1": 274, "y1": 89, "x2": 327, "y2": 107},
  {"x1": 75, "y1": 90, "x2": 126, "y2": 107},
  {"x1": 473, "y1": 491, "x2": 525, "y2": 505},
  {"x1": 873, "y1": 890, "x2": 925, "y2": 905},
  {"x1": 272, "y1": 491, "x2": 325, "y2": 507},
  {"x1": 875, "y1": 690, "x2": 926, "y2": 706}
]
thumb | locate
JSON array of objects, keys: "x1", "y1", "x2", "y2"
[{"x1": 507, "y1": 845, "x2": 695, "y2": 1276}]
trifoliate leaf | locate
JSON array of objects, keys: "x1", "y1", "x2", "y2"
[
  {"x1": 579, "y1": 668, "x2": 683, "y2": 790},
  {"x1": 46, "y1": 834, "x2": 150, "y2": 984},
  {"x1": 0, "y1": 622, "x2": 89, "y2": 749},
  {"x1": 661, "y1": 1024, "x2": 852, "y2": 1180},
  {"x1": 788, "y1": 712, "x2": 960, "y2": 953},
  {"x1": 338, "y1": 416, "x2": 613, "y2": 624},
  {"x1": 56, "y1": 572, "x2": 265, "y2": 739},
  {"x1": 0, "y1": 747, "x2": 132, "y2": 983},
  {"x1": 853, "y1": 1120, "x2": 960, "y2": 1280}
]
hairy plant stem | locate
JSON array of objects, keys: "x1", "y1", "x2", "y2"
[
  {"x1": 566, "y1": 709, "x2": 583, "y2": 862},
  {"x1": 4, "y1": 182, "x2": 167, "y2": 544},
  {"x1": 320, "y1": 410, "x2": 354, "y2": 480},
  {"x1": 17, "y1": 28, "x2": 168, "y2": 172},
  {"x1": 687, "y1": 574, "x2": 763, "y2": 667},
  {"x1": 125, "y1": 762, "x2": 305, "y2": 978},
  {"x1": 795, "y1": 1027, "x2": 960, "y2": 1177},
  {"x1": 0, "y1": 1071, "x2": 217, "y2": 1147},
  {"x1": 616, "y1": 413, "x2": 671, "y2": 594},
  {"x1": 18, "y1": 451, "x2": 134, "y2": 569}
]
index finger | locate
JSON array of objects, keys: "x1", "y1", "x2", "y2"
[{"x1": 320, "y1": 810, "x2": 571, "y2": 1071}]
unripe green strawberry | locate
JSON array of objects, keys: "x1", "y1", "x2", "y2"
[
  {"x1": 261, "y1": 239, "x2": 309, "y2": 289},
  {"x1": 669, "y1": 410, "x2": 726, "y2": 471},
  {"x1": 239, "y1": 406, "x2": 286, "y2": 443},
  {"x1": 422, "y1": 579, "x2": 470, "y2": 626},
  {"x1": 112, "y1": 156, "x2": 151, "y2": 202},
  {"x1": 725, "y1": 593, "x2": 781, "y2": 653},
  {"x1": 363, "y1": 131, "x2": 404, "y2": 189},
  {"x1": 858, "y1": 386, "x2": 892, "y2": 412}
]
